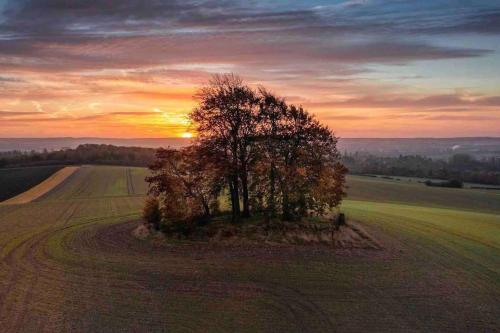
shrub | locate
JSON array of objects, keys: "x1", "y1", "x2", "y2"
[{"x1": 143, "y1": 197, "x2": 162, "y2": 230}]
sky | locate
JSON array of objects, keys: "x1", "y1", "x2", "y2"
[{"x1": 0, "y1": 0, "x2": 499, "y2": 138}]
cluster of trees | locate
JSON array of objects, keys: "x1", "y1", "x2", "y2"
[
  {"x1": 343, "y1": 152, "x2": 500, "y2": 185},
  {"x1": 146, "y1": 74, "x2": 347, "y2": 228},
  {"x1": 0, "y1": 144, "x2": 156, "y2": 168}
]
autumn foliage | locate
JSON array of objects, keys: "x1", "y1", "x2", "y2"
[{"x1": 146, "y1": 74, "x2": 347, "y2": 229}]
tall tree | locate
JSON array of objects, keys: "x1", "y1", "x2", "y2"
[
  {"x1": 276, "y1": 104, "x2": 346, "y2": 220},
  {"x1": 190, "y1": 74, "x2": 258, "y2": 221},
  {"x1": 254, "y1": 96, "x2": 346, "y2": 220},
  {"x1": 256, "y1": 88, "x2": 287, "y2": 217}
]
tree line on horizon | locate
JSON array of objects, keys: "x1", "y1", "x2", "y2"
[
  {"x1": 1, "y1": 138, "x2": 498, "y2": 189},
  {"x1": 343, "y1": 152, "x2": 500, "y2": 185},
  {"x1": 145, "y1": 74, "x2": 347, "y2": 227},
  {"x1": 0, "y1": 144, "x2": 156, "y2": 168}
]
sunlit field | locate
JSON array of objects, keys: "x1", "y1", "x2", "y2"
[{"x1": 1, "y1": 166, "x2": 498, "y2": 331}]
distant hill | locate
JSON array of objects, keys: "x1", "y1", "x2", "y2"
[
  {"x1": 337, "y1": 137, "x2": 500, "y2": 159},
  {"x1": 0, "y1": 137, "x2": 191, "y2": 152},
  {"x1": 1, "y1": 137, "x2": 499, "y2": 159}
]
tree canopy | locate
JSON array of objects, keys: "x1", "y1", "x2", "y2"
[{"x1": 146, "y1": 74, "x2": 347, "y2": 227}]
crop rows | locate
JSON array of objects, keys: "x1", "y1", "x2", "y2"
[{"x1": 0, "y1": 167, "x2": 498, "y2": 332}]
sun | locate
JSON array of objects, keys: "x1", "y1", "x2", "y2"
[{"x1": 181, "y1": 132, "x2": 194, "y2": 138}]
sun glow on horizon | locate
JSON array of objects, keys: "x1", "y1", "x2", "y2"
[{"x1": 0, "y1": 0, "x2": 499, "y2": 138}]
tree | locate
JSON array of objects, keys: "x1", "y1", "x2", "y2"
[
  {"x1": 146, "y1": 146, "x2": 223, "y2": 222},
  {"x1": 255, "y1": 88, "x2": 287, "y2": 217},
  {"x1": 148, "y1": 73, "x2": 347, "y2": 230},
  {"x1": 269, "y1": 104, "x2": 346, "y2": 220},
  {"x1": 190, "y1": 74, "x2": 259, "y2": 221}
]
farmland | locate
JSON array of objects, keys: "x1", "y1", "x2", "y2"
[
  {"x1": 346, "y1": 175, "x2": 500, "y2": 214},
  {"x1": 1, "y1": 167, "x2": 80, "y2": 205},
  {"x1": 0, "y1": 166, "x2": 499, "y2": 332},
  {"x1": 0, "y1": 166, "x2": 63, "y2": 202}
]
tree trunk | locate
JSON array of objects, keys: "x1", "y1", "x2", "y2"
[
  {"x1": 268, "y1": 124, "x2": 278, "y2": 219},
  {"x1": 268, "y1": 162, "x2": 276, "y2": 218},
  {"x1": 230, "y1": 138, "x2": 241, "y2": 223},
  {"x1": 282, "y1": 190, "x2": 291, "y2": 221},
  {"x1": 241, "y1": 177, "x2": 250, "y2": 217},
  {"x1": 228, "y1": 178, "x2": 235, "y2": 213},
  {"x1": 240, "y1": 163, "x2": 250, "y2": 218},
  {"x1": 238, "y1": 143, "x2": 251, "y2": 218},
  {"x1": 231, "y1": 175, "x2": 240, "y2": 222},
  {"x1": 202, "y1": 200, "x2": 210, "y2": 217}
]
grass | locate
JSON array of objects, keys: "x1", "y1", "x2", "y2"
[
  {"x1": 0, "y1": 166, "x2": 499, "y2": 332},
  {"x1": 346, "y1": 175, "x2": 500, "y2": 214},
  {"x1": 343, "y1": 200, "x2": 500, "y2": 271},
  {"x1": 0, "y1": 165, "x2": 63, "y2": 202}
]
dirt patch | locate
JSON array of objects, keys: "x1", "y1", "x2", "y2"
[{"x1": 0, "y1": 166, "x2": 80, "y2": 205}]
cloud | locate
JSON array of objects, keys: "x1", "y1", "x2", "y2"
[
  {"x1": 322, "y1": 114, "x2": 370, "y2": 120},
  {"x1": 305, "y1": 93, "x2": 500, "y2": 109},
  {"x1": 422, "y1": 10, "x2": 500, "y2": 35},
  {"x1": 1, "y1": 114, "x2": 114, "y2": 122},
  {"x1": 314, "y1": 1, "x2": 500, "y2": 35},
  {"x1": 0, "y1": 34, "x2": 489, "y2": 81},
  {"x1": 0, "y1": 110, "x2": 41, "y2": 117},
  {"x1": 0, "y1": 0, "x2": 498, "y2": 137},
  {"x1": 0, "y1": 110, "x2": 162, "y2": 123},
  {"x1": 426, "y1": 115, "x2": 500, "y2": 121},
  {"x1": 120, "y1": 90, "x2": 194, "y2": 101},
  {"x1": 0, "y1": 0, "x2": 494, "y2": 75},
  {"x1": 107, "y1": 111, "x2": 159, "y2": 116},
  {"x1": 0, "y1": 75, "x2": 23, "y2": 82}
]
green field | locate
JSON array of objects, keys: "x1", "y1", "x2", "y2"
[
  {"x1": 0, "y1": 166, "x2": 63, "y2": 202},
  {"x1": 0, "y1": 167, "x2": 499, "y2": 332},
  {"x1": 347, "y1": 175, "x2": 500, "y2": 214}
]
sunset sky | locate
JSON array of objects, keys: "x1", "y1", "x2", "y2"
[{"x1": 1, "y1": 0, "x2": 499, "y2": 138}]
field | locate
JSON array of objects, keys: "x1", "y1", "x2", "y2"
[
  {"x1": 0, "y1": 166, "x2": 63, "y2": 202},
  {"x1": 1, "y1": 167, "x2": 79, "y2": 205},
  {"x1": 0, "y1": 166, "x2": 499, "y2": 332},
  {"x1": 347, "y1": 175, "x2": 500, "y2": 214}
]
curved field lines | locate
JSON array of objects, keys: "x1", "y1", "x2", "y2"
[{"x1": 0, "y1": 166, "x2": 499, "y2": 332}]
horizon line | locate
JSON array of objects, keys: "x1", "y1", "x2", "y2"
[{"x1": 1, "y1": 136, "x2": 500, "y2": 140}]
